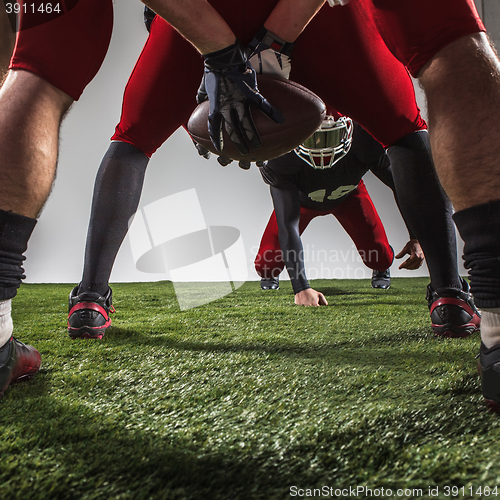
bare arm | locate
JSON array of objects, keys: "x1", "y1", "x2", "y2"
[
  {"x1": 264, "y1": 0, "x2": 326, "y2": 43},
  {"x1": 143, "y1": 0, "x2": 326, "y2": 54},
  {"x1": 142, "y1": 0, "x2": 235, "y2": 54}
]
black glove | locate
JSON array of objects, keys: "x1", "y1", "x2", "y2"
[
  {"x1": 197, "y1": 39, "x2": 283, "y2": 156},
  {"x1": 192, "y1": 140, "x2": 262, "y2": 169},
  {"x1": 192, "y1": 140, "x2": 211, "y2": 159},
  {"x1": 192, "y1": 139, "x2": 234, "y2": 166}
]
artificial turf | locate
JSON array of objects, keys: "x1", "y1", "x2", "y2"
[{"x1": 1, "y1": 278, "x2": 499, "y2": 500}]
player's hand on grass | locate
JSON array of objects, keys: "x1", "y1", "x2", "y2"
[
  {"x1": 396, "y1": 239, "x2": 425, "y2": 270},
  {"x1": 197, "y1": 39, "x2": 283, "y2": 156},
  {"x1": 295, "y1": 288, "x2": 328, "y2": 306}
]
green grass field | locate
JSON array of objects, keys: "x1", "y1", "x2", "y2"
[{"x1": 1, "y1": 278, "x2": 499, "y2": 500}]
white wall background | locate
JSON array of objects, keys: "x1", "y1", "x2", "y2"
[{"x1": 22, "y1": 0, "x2": 496, "y2": 285}]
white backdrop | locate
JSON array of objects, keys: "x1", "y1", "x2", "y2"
[{"x1": 23, "y1": 0, "x2": 493, "y2": 285}]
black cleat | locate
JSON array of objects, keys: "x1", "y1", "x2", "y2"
[
  {"x1": 0, "y1": 337, "x2": 41, "y2": 398},
  {"x1": 67, "y1": 286, "x2": 115, "y2": 340},
  {"x1": 426, "y1": 278, "x2": 480, "y2": 338},
  {"x1": 371, "y1": 269, "x2": 390, "y2": 289},
  {"x1": 260, "y1": 277, "x2": 279, "y2": 290},
  {"x1": 478, "y1": 342, "x2": 500, "y2": 414}
]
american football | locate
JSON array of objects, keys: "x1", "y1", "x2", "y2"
[{"x1": 187, "y1": 75, "x2": 326, "y2": 162}]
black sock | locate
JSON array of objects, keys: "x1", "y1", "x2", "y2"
[
  {"x1": 79, "y1": 142, "x2": 149, "y2": 296},
  {"x1": 453, "y1": 200, "x2": 500, "y2": 309},
  {"x1": 387, "y1": 131, "x2": 461, "y2": 290},
  {"x1": 0, "y1": 210, "x2": 37, "y2": 300}
]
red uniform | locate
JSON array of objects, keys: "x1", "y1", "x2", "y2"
[
  {"x1": 255, "y1": 180, "x2": 394, "y2": 285},
  {"x1": 8, "y1": 0, "x2": 483, "y2": 136},
  {"x1": 10, "y1": 0, "x2": 113, "y2": 100},
  {"x1": 364, "y1": 0, "x2": 484, "y2": 77},
  {"x1": 112, "y1": 1, "x2": 428, "y2": 155}
]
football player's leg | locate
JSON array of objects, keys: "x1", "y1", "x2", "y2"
[
  {"x1": 419, "y1": 31, "x2": 500, "y2": 212},
  {"x1": 331, "y1": 181, "x2": 393, "y2": 272},
  {"x1": 386, "y1": 131, "x2": 460, "y2": 291},
  {"x1": 71, "y1": 18, "x2": 203, "y2": 337},
  {"x1": 371, "y1": 0, "x2": 496, "y2": 403},
  {"x1": 0, "y1": 71, "x2": 72, "y2": 218},
  {"x1": 386, "y1": 130, "x2": 480, "y2": 337},
  {"x1": 442, "y1": 35, "x2": 500, "y2": 399},
  {"x1": 80, "y1": 16, "x2": 202, "y2": 295},
  {"x1": 0, "y1": 7, "x2": 14, "y2": 84},
  {"x1": 255, "y1": 211, "x2": 286, "y2": 281},
  {"x1": 1, "y1": 0, "x2": 112, "y2": 388}
]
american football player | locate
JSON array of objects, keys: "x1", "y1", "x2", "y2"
[
  {"x1": 0, "y1": 0, "x2": 324, "y2": 397},
  {"x1": 347, "y1": 0, "x2": 500, "y2": 412},
  {"x1": 254, "y1": 115, "x2": 426, "y2": 306}
]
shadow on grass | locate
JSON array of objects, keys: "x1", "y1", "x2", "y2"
[
  {"x1": 0, "y1": 382, "x2": 494, "y2": 500},
  {"x1": 102, "y1": 325, "x2": 472, "y2": 372},
  {"x1": 0, "y1": 395, "x2": 297, "y2": 500}
]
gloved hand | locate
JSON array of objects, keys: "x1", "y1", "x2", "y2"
[
  {"x1": 197, "y1": 39, "x2": 283, "y2": 156},
  {"x1": 192, "y1": 140, "x2": 266, "y2": 170},
  {"x1": 192, "y1": 140, "x2": 211, "y2": 159},
  {"x1": 249, "y1": 49, "x2": 292, "y2": 79},
  {"x1": 247, "y1": 26, "x2": 294, "y2": 79}
]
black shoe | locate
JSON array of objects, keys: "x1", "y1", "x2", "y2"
[
  {"x1": 67, "y1": 286, "x2": 115, "y2": 339},
  {"x1": 371, "y1": 269, "x2": 390, "y2": 289},
  {"x1": 479, "y1": 342, "x2": 500, "y2": 413},
  {"x1": 260, "y1": 277, "x2": 279, "y2": 290},
  {"x1": 0, "y1": 337, "x2": 41, "y2": 398},
  {"x1": 426, "y1": 278, "x2": 481, "y2": 338}
]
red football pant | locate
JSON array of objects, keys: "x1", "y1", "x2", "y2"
[
  {"x1": 366, "y1": 0, "x2": 484, "y2": 77},
  {"x1": 254, "y1": 181, "x2": 394, "y2": 279},
  {"x1": 111, "y1": 0, "x2": 428, "y2": 156},
  {"x1": 10, "y1": 0, "x2": 113, "y2": 101}
]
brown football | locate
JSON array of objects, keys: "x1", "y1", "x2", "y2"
[{"x1": 187, "y1": 75, "x2": 326, "y2": 162}]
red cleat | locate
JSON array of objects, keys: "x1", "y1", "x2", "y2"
[
  {"x1": 426, "y1": 278, "x2": 481, "y2": 338},
  {"x1": 0, "y1": 336, "x2": 41, "y2": 398},
  {"x1": 67, "y1": 286, "x2": 114, "y2": 339}
]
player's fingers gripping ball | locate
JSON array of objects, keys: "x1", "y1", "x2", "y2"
[
  {"x1": 190, "y1": 72, "x2": 326, "y2": 162},
  {"x1": 196, "y1": 39, "x2": 284, "y2": 156}
]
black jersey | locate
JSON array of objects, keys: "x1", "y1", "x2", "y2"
[{"x1": 260, "y1": 123, "x2": 395, "y2": 211}]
